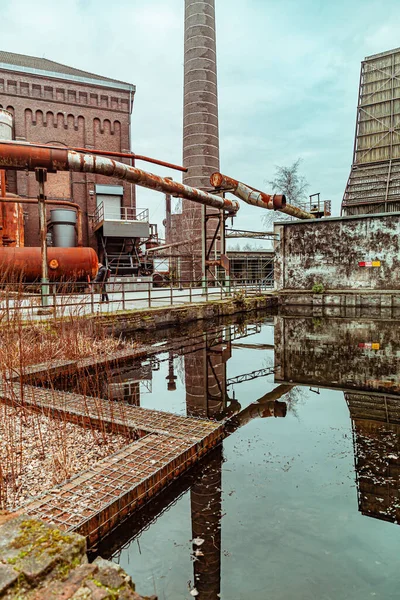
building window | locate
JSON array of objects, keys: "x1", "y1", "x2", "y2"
[
  {"x1": 100, "y1": 95, "x2": 108, "y2": 107},
  {"x1": 44, "y1": 86, "x2": 53, "y2": 99},
  {"x1": 68, "y1": 90, "x2": 76, "y2": 103},
  {"x1": 56, "y1": 88, "x2": 65, "y2": 101},
  {"x1": 20, "y1": 82, "x2": 29, "y2": 95},
  {"x1": 79, "y1": 92, "x2": 87, "y2": 104},
  {"x1": 7, "y1": 80, "x2": 17, "y2": 94},
  {"x1": 90, "y1": 94, "x2": 98, "y2": 106},
  {"x1": 32, "y1": 84, "x2": 41, "y2": 97}
]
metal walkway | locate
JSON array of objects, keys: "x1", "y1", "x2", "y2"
[{"x1": 0, "y1": 381, "x2": 223, "y2": 547}]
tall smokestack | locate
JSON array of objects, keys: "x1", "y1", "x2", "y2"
[{"x1": 182, "y1": 0, "x2": 220, "y2": 278}]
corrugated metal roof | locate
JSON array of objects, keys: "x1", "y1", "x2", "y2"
[{"x1": 0, "y1": 50, "x2": 134, "y2": 90}]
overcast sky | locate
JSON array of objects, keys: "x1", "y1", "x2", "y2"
[{"x1": 1, "y1": 0, "x2": 399, "y2": 243}]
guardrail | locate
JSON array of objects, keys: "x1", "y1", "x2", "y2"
[
  {"x1": 93, "y1": 203, "x2": 149, "y2": 228},
  {"x1": 0, "y1": 276, "x2": 274, "y2": 319}
]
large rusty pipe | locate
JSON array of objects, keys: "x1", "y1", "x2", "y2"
[
  {"x1": 0, "y1": 139, "x2": 188, "y2": 173},
  {"x1": 210, "y1": 172, "x2": 315, "y2": 220},
  {"x1": 71, "y1": 147, "x2": 188, "y2": 173},
  {"x1": 0, "y1": 195, "x2": 83, "y2": 247},
  {"x1": 210, "y1": 172, "x2": 286, "y2": 210},
  {"x1": 0, "y1": 142, "x2": 239, "y2": 214},
  {"x1": 225, "y1": 384, "x2": 293, "y2": 434}
]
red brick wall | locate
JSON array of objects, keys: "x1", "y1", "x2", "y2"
[{"x1": 0, "y1": 70, "x2": 135, "y2": 248}]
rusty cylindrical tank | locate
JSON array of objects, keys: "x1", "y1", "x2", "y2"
[
  {"x1": 0, "y1": 110, "x2": 24, "y2": 246},
  {"x1": 0, "y1": 247, "x2": 98, "y2": 282}
]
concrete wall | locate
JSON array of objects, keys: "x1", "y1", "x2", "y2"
[
  {"x1": 274, "y1": 315, "x2": 400, "y2": 394},
  {"x1": 274, "y1": 212, "x2": 400, "y2": 293}
]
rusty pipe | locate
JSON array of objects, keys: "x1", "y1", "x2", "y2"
[
  {"x1": 0, "y1": 142, "x2": 239, "y2": 214},
  {"x1": 210, "y1": 172, "x2": 286, "y2": 210},
  {"x1": 0, "y1": 139, "x2": 188, "y2": 173},
  {"x1": 0, "y1": 195, "x2": 83, "y2": 247},
  {"x1": 210, "y1": 172, "x2": 315, "y2": 220},
  {"x1": 71, "y1": 147, "x2": 188, "y2": 173}
]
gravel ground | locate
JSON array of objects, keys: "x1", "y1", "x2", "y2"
[{"x1": 0, "y1": 403, "x2": 129, "y2": 510}]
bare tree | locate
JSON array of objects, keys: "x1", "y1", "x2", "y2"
[{"x1": 263, "y1": 158, "x2": 309, "y2": 226}]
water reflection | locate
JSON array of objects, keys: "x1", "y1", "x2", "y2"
[
  {"x1": 347, "y1": 392, "x2": 400, "y2": 525},
  {"x1": 84, "y1": 312, "x2": 400, "y2": 598}
]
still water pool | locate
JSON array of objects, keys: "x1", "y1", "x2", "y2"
[{"x1": 93, "y1": 312, "x2": 400, "y2": 600}]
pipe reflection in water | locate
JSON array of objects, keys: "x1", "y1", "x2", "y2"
[
  {"x1": 65, "y1": 312, "x2": 400, "y2": 598},
  {"x1": 184, "y1": 327, "x2": 289, "y2": 599}
]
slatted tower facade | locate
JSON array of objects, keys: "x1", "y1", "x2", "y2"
[{"x1": 342, "y1": 48, "x2": 400, "y2": 215}]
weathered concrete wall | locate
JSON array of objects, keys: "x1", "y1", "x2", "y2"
[
  {"x1": 274, "y1": 212, "x2": 400, "y2": 293},
  {"x1": 274, "y1": 315, "x2": 400, "y2": 394},
  {"x1": 87, "y1": 295, "x2": 278, "y2": 336}
]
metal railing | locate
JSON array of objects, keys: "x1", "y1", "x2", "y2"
[
  {"x1": 93, "y1": 202, "x2": 149, "y2": 228},
  {"x1": 0, "y1": 277, "x2": 274, "y2": 320}
]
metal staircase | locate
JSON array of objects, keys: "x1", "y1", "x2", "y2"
[
  {"x1": 100, "y1": 237, "x2": 138, "y2": 276},
  {"x1": 93, "y1": 202, "x2": 151, "y2": 277}
]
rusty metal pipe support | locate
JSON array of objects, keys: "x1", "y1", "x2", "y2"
[
  {"x1": 0, "y1": 195, "x2": 83, "y2": 247},
  {"x1": 210, "y1": 172, "x2": 315, "y2": 219},
  {"x1": 0, "y1": 142, "x2": 239, "y2": 214}
]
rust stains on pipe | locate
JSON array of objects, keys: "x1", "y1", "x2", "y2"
[
  {"x1": 66, "y1": 151, "x2": 239, "y2": 213},
  {"x1": 279, "y1": 204, "x2": 315, "y2": 220},
  {"x1": 0, "y1": 142, "x2": 239, "y2": 214},
  {"x1": 210, "y1": 172, "x2": 315, "y2": 220},
  {"x1": 0, "y1": 141, "x2": 68, "y2": 172},
  {"x1": 0, "y1": 195, "x2": 83, "y2": 247},
  {"x1": 210, "y1": 172, "x2": 286, "y2": 210},
  {"x1": 0, "y1": 140, "x2": 188, "y2": 173},
  {"x1": 71, "y1": 147, "x2": 188, "y2": 173}
]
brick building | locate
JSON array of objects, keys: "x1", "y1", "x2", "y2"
[{"x1": 0, "y1": 51, "x2": 135, "y2": 251}]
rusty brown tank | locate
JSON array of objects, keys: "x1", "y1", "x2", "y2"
[
  {"x1": 0, "y1": 247, "x2": 98, "y2": 282},
  {"x1": 1, "y1": 201, "x2": 24, "y2": 247}
]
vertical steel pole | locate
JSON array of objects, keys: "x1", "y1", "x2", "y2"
[
  {"x1": 201, "y1": 204, "x2": 207, "y2": 294},
  {"x1": 35, "y1": 168, "x2": 49, "y2": 307}
]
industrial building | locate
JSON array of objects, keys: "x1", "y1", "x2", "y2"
[
  {"x1": 0, "y1": 51, "x2": 155, "y2": 276},
  {"x1": 342, "y1": 47, "x2": 400, "y2": 216}
]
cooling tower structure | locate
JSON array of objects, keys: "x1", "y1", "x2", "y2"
[
  {"x1": 342, "y1": 48, "x2": 400, "y2": 215},
  {"x1": 181, "y1": 0, "x2": 220, "y2": 280}
]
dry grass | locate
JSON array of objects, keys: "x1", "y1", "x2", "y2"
[
  {"x1": 0, "y1": 318, "x2": 132, "y2": 372},
  {"x1": 0, "y1": 285, "x2": 137, "y2": 510},
  {"x1": 0, "y1": 403, "x2": 128, "y2": 510}
]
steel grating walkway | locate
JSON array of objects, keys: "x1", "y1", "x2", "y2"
[
  {"x1": 0, "y1": 381, "x2": 224, "y2": 546},
  {"x1": 0, "y1": 382, "x2": 220, "y2": 440}
]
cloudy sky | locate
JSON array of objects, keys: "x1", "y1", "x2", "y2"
[{"x1": 1, "y1": 0, "x2": 399, "y2": 241}]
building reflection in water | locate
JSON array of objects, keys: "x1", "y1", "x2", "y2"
[
  {"x1": 95, "y1": 314, "x2": 400, "y2": 598},
  {"x1": 347, "y1": 392, "x2": 400, "y2": 524},
  {"x1": 274, "y1": 312, "x2": 400, "y2": 527},
  {"x1": 92, "y1": 320, "x2": 288, "y2": 600}
]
